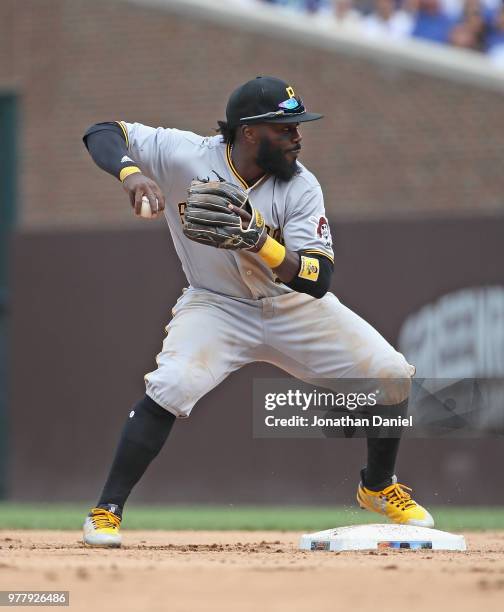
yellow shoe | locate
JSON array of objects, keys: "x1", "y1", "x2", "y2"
[
  {"x1": 357, "y1": 476, "x2": 434, "y2": 528},
  {"x1": 83, "y1": 505, "x2": 122, "y2": 547}
]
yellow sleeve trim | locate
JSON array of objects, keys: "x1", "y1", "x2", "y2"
[
  {"x1": 304, "y1": 249, "x2": 334, "y2": 264},
  {"x1": 116, "y1": 121, "x2": 129, "y2": 148},
  {"x1": 257, "y1": 236, "x2": 286, "y2": 269},
  {"x1": 299, "y1": 256, "x2": 320, "y2": 281},
  {"x1": 119, "y1": 166, "x2": 141, "y2": 182}
]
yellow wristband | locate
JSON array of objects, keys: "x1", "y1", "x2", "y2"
[
  {"x1": 257, "y1": 236, "x2": 286, "y2": 269},
  {"x1": 119, "y1": 166, "x2": 141, "y2": 182}
]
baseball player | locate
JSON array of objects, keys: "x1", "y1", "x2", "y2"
[{"x1": 82, "y1": 76, "x2": 433, "y2": 547}]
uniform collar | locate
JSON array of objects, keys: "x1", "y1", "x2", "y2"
[{"x1": 226, "y1": 143, "x2": 268, "y2": 192}]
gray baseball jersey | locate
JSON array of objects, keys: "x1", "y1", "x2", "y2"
[
  {"x1": 120, "y1": 122, "x2": 334, "y2": 299},
  {"x1": 117, "y1": 121, "x2": 412, "y2": 419}
]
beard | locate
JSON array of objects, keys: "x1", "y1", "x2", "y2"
[{"x1": 256, "y1": 137, "x2": 300, "y2": 182}]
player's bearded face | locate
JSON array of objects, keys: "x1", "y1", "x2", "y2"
[{"x1": 256, "y1": 136, "x2": 299, "y2": 182}]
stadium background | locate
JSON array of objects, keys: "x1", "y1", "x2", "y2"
[{"x1": 1, "y1": 0, "x2": 503, "y2": 507}]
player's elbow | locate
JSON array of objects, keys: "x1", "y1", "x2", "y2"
[
  {"x1": 82, "y1": 123, "x2": 103, "y2": 151},
  {"x1": 82, "y1": 121, "x2": 125, "y2": 149},
  {"x1": 301, "y1": 274, "x2": 331, "y2": 299},
  {"x1": 308, "y1": 281, "x2": 330, "y2": 299}
]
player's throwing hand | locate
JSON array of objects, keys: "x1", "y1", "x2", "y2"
[{"x1": 122, "y1": 173, "x2": 166, "y2": 217}]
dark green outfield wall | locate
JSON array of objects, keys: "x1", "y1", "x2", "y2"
[
  {"x1": 7, "y1": 217, "x2": 504, "y2": 504},
  {"x1": 0, "y1": 93, "x2": 18, "y2": 499}
]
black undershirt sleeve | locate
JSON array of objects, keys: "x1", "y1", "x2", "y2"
[
  {"x1": 284, "y1": 251, "x2": 334, "y2": 299},
  {"x1": 83, "y1": 122, "x2": 138, "y2": 180}
]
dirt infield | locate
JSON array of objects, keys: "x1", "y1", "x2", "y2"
[{"x1": 1, "y1": 530, "x2": 504, "y2": 611}]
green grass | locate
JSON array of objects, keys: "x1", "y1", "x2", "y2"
[{"x1": 1, "y1": 503, "x2": 504, "y2": 531}]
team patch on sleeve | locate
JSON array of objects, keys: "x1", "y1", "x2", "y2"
[
  {"x1": 298, "y1": 256, "x2": 320, "y2": 282},
  {"x1": 310, "y1": 215, "x2": 332, "y2": 248}
]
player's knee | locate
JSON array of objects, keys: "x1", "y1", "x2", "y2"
[
  {"x1": 374, "y1": 357, "x2": 413, "y2": 405},
  {"x1": 144, "y1": 356, "x2": 215, "y2": 418}
]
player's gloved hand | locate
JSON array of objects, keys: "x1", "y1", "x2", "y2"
[
  {"x1": 122, "y1": 173, "x2": 166, "y2": 217},
  {"x1": 183, "y1": 179, "x2": 267, "y2": 251}
]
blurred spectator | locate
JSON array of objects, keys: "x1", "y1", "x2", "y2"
[
  {"x1": 449, "y1": 0, "x2": 492, "y2": 51},
  {"x1": 440, "y1": 0, "x2": 465, "y2": 17},
  {"x1": 352, "y1": 0, "x2": 375, "y2": 11},
  {"x1": 259, "y1": 0, "x2": 350, "y2": 13},
  {"x1": 306, "y1": 0, "x2": 362, "y2": 26},
  {"x1": 362, "y1": 0, "x2": 414, "y2": 40},
  {"x1": 256, "y1": 0, "x2": 504, "y2": 66},
  {"x1": 259, "y1": 0, "x2": 302, "y2": 8},
  {"x1": 486, "y1": 4, "x2": 504, "y2": 66},
  {"x1": 437, "y1": 0, "x2": 501, "y2": 18},
  {"x1": 449, "y1": 22, "x2": 480, "y2": 48},
  {"x1": 305, "y1": 0, "x2": 326, "y2": 11},
  {"x1": 410, "y1": 0, "x2": 458, "y2": 44},
  {"x1": 331, "y1": 0, "x2": 363, "y2": 24}
]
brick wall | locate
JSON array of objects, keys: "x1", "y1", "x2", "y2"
[{"x1": 1, "y1": 0, "x2": 504, "y2": 229}]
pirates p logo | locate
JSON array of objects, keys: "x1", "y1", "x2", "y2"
[{"x1": 286, "y1": 86, "x2": 295, "y2": 99}]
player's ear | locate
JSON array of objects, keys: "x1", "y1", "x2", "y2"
[{"x1": 241, "y1": 125, "x2": 258, "y2": 145}]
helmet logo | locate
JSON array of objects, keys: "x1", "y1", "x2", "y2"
[{"x1": 286, "y1": 86, "x2": 296, "y2": 99}]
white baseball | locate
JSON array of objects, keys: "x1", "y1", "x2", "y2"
[{"x1": 140, "y1": 195, "x2": 158, "y2": 219}]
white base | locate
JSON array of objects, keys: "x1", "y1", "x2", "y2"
[{"x1": 299, "y1": 523, "x2": 466, "y2": 552}]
